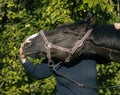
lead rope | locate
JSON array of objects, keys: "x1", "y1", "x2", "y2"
[{"x1": 49, "y1": 62, "x2": 120, "y2": 90}]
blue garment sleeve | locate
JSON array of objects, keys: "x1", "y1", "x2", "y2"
[{"x1": 21, "y1": 59, "x2": 52, "y2": 79}]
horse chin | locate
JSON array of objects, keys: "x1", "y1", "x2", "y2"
[{"x1": 25, "y1": 52, "x2": 46, "y2": 58}]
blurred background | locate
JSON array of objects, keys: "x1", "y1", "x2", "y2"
[{"x1": 0, "y1": 0, "x2": 120, "y2": 95}]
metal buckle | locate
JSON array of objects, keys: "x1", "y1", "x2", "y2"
[{"x1": 48, "y1": 59, "x2": 54, "y2": 67}]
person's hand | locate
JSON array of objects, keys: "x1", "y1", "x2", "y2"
[
  {"x1": 19, "y1": 43, "x2": 27, "y2": 63},
  {"x1": 20, "y1": 43, "x2": 25, "y2": 58}
]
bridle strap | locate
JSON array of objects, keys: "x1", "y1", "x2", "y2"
[
  {"x1": 39, "y1": 30, "x2": 120, "y2": 89},
  {"x1": 40, "y1": 30, "x2": 71, "y2": 53},
  {"x1": 71, "y1": 28, "x2": 92, "y2": 54},
  {"x1": 40, "y1": 29, "x2": 92, "y2": 63}
]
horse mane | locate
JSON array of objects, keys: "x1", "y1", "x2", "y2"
[
  {"x1": 56, "y1": 21, "x2": 86, "y2": 28},
  {"x1": 91, "y1": 24, "x2": 120, "y2": 50},
  {"x1": 56, "y1": 12, "x2": 92, "y2": 28},
  {"x1": 45, "y1": 13, "x2": 96, "y2": 36}
]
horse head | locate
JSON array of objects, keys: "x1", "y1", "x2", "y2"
[{"x1": 22, "y1": 13, "x2": 96, "y2": 62}]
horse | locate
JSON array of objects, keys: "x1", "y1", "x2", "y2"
[{"x1": 22, "y1": 13, "x2": 120, "y2": 64}]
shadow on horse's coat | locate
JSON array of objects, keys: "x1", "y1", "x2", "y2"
[{"x1": 22, "y1": 13, "x2": 120, "y2": 64}]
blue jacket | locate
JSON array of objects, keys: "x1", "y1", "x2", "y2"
[{"x1": 22, "y1": 58, "x2": 98, "y2": 95}]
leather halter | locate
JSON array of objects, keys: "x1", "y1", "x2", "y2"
[
  {"x1": 39, "y1": 29, "x2": 120, "y2": 89},
  {"x1": 40, "y1": 29, "x2": 92, "y2": 66}
]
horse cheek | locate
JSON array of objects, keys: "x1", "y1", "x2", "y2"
[{"x1": 51, "y1": 50, "x2": 69, "y2": 61}]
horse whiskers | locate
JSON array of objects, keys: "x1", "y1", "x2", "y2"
[{"x1": 25, "y1": 51, "x2": 45, "y2": 56}]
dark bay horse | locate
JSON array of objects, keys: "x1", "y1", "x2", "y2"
[{"x1": 22, "y1": 14, "x2": 120, "y2": 64}]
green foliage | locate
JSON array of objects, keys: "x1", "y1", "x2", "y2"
[
  {"x1": 39, "y1": 0, "x2": 73, "y2": 29},
  {"x1": 0, "y1": 0, "x2": 120, "y2": 95},
  {"x1": 97, "y1": 62, "x2": 120, "y2": 94}
]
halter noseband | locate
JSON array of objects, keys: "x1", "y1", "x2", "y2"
[{"x1": 40, "y1": 29, "x2": 92, "y2": 66}]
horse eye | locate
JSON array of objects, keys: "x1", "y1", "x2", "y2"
[
  {"x1": 24, "y1": 39, "x2": 32, "y2": 48},
  {"x1": 24, "y1": 42, "x2": 32, "y2": 49}
]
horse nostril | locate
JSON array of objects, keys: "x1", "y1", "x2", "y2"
[
  {"x1": 23, "y1": 38, "x2": 32, "y2": 49},
  {"x1": 24, "y1": 42, "x2": 32, "y2": 49}
]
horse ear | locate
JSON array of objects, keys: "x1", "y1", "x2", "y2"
[
  {"x1": 83, "y1": 12, "x2": 96, "y2": 30},
  {"x1": 86, "y1": 14, "x2": 97, "y2": 29},
  {"x1": 83, "y1": 12, "x2": 93, "y2": 23}
]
